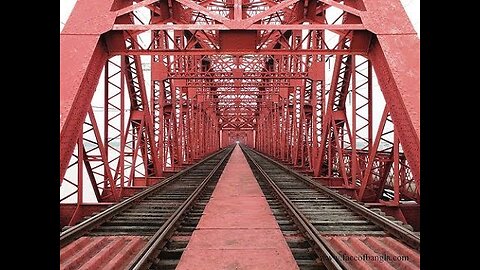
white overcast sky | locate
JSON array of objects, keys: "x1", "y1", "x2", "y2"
[{"x1": 60, "y1": 0, "x2": 420, "y2": 35}]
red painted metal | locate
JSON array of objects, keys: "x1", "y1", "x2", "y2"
[
  {"x1": 326, "y1": 236, "x2": 420, "y2": 269},
  {"x1": 60, "y1": 203, "x2": 113, "y2": 229},
  {"x1": 60, "y1": 0, "x2": 116, "y2": 182},
  {"x1": 60, "y1": 236, "x2": 147, "y2": 270},
  {"x1": 177, "y1": 146, "x2": 298, "y2": 269},
  {"x1": 61, "y1": 0, "x2": 419, "y2": 227}
]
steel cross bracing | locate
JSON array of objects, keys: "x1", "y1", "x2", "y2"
[{"x1": 60, "y1": 0, "x2": 419, "y2": 227}]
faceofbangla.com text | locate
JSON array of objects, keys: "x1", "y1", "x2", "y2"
[{"x1": 322, "y1": 253, "x2": 410, "y2": 263}]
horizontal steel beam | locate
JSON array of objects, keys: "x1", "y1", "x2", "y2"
[
  {"x1": 196, "y1": 92, "x2": 279, "y2": 95},
  {"x1": 186, "y1": 82, "x2": 291, "y2": 87},
  {"x1": 167, "y1": 71, "x2": 308, "y2": 79},
  {"x1": 112, "y1": 23, "x2": 365, "y2": 31},
  {"x1": 110, "y1": 49, "x2": 363, "y2": 56}
]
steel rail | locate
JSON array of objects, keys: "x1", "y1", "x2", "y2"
[
  {"x1": 244, "y1": 146, "x2": 420, "y2": 250},
  {"x1": 127, "y1": 146, "x2": 235, "y2": 270},
  {"x1": 241, "y1": 145, "x2": 350, "y2": 270},
  {"x1": 60, "y1": 147, "x2": 231, "y2": 248}
]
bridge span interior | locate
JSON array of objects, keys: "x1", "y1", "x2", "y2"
[{"x1": 60, "y1": 0, "x2": 419, "y2": 268}]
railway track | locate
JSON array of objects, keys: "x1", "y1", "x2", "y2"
[
  {"x1": 246, "y1": 158, "x2": 324, "y2": 269},
  {"x1": 142, "y1": 168, "x2": 221, "y2": 270},
  {"x1": 61, "y1": 144, "x2": 420, "y2": 269},
  {"x1": 241, "y1": 145, "x2": 420, "y2": 269},
  {"x1": 60, "y1": 146, "x2": 234, "y2": 270}
]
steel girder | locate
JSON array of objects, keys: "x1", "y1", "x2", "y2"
[{"x1": 60, "y1": 0, "x2": 419, "y2": 226}]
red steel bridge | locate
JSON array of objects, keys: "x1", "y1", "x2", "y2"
[{"x1": 60, "y1": 0, "x2": 419, "y2": 268}]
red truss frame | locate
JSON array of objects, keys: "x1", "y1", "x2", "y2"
[{"x1": 61, "y1": 0, "x2": 419, "y2": 227}]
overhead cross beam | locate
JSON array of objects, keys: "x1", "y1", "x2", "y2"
[{"x1": 112, "y1": 23, "x2": 365, "y2": 31}]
